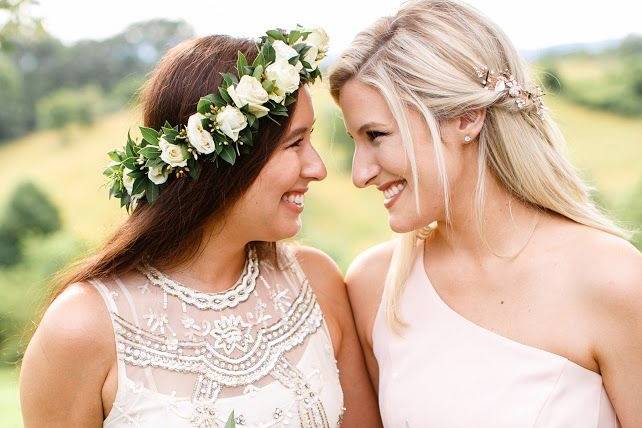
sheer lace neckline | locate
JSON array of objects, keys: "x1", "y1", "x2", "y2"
[{"x1": 138, "y1": 246, "x2": 260, "y2": 311}]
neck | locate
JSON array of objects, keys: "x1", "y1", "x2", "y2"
[
  {"x1": 161, "y1": 219, "x2": 252, "y2": 293},
  {"x1": 434, "y1": 169, "x2": 542, "y2": 259}
]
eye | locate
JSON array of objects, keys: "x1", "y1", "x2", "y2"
[
  {"x1": 287, "y1": 138, "x2": 303, "y2": 149},
  {"x1": 366, "y1": 130, "x2": 389, "y2": 143}
]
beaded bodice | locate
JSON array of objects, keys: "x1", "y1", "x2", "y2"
[{"x1": 90, "y1": 244, "x2": 344, "y2": 428}]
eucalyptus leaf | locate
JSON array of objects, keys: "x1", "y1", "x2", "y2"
[
  {"x1": 220, "y1": 145, "x2": 237, "y2": 165},
  {"x1": 140, "y1": 127, "x2": 160, "y2": 145},
  {"x1": 140, "y1": 146, "x2": 161, "y2": 159},
  {"x1": 266, "y1": 29, "x2": 285, "y2": 41},
  {"x1": 145, "y1": 180, "x2": 159, "y2": 205}
]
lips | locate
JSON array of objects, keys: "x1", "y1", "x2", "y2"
[
  {"x1": 281, "y1": 192, "x2": 305, "y2": 208},
  {"x1": 380, "y1": 179, "x2": 406, "y2": 208}
]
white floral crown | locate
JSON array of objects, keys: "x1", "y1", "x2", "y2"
[
  {"x1": 474, "y1": 66, "x2": 545, "y2": 117},
  {"x1": 104, "y1": 27, "x2": 329, "y2": 211}
]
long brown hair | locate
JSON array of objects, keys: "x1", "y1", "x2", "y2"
[{"x1": 42, "y1": 35, "x2": 299, "y2": 313}]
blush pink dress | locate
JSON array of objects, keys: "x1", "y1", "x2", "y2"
[{"x1": 373, "y1": 240, "x2": 621, "y2": 428}]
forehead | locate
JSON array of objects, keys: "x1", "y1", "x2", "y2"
[
  {"x1": 338, "y1": 79, "x2": 394, "y2": 130},
  {"x1": 290, "y1": 86, "x2": 314, "y2": 126}
]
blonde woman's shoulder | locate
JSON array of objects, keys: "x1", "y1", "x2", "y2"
[
  {"x1": 345, "y1": 240, "x2": 397, "y2": 341},
  {"x1": 346, "y1": 240, "x2": 397, "y2": 292}
]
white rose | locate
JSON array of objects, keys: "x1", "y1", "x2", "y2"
[
  {"x1": 147, "y1": 164, "x2": 169, "y2": 185},
  {"x1": 122, "y1": 167, "x2": 135, "y2": 195},
  {"x1": 305, "y1": 28, "x2": 329, "y2": 55},
  {"x1": 186, "y1": 113, "x2": 216, "y2": 154},
  {"x1": 216, "y1": 105, "x2": 247, "y2": 142},
  {"x1": 227, "y1": 75, "x2": 270, "y2": 118},
  {"x1": 122, "y1": 167, "x2": 145, "y2": 197},
  {"x1": 272, "y1": 40, "x2": 299, "y2": 63},
  {"x1": 265, "y1": 59, "x2": 301, "y2": 102},
  {"x1": 159, "y1": 137, "x2": 188, "y2": 167}
]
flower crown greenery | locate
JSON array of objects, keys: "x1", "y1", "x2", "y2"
[{"x1": 104, "y1": 26, "x2": 329, "y2": 211}]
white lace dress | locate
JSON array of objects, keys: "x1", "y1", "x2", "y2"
[{"x1": 90, "y1": 244, "x2": 345, "y2": 427}]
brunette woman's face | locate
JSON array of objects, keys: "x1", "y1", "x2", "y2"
[{"x1": 229, "y1": 87, "x2": 327, "y2": 241}]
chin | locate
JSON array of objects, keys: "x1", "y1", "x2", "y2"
[
  {"x1": 388, "y1": 215, "x2": 417, "y2": 234},
  {"x1": 272, "y1": 219, "x2": 302, "y2": 241},
  {"x1": 388, "y1": 210, "x2": 433, "y2": 234}
]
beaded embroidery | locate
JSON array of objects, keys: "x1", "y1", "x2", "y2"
[{"x1": 96, "y1": 245, "x2": 343, "y2": 427}]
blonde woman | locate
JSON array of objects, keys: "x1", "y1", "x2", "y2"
[{"x1": 329, "y1": 1, "x2": 642, "y2": 427}]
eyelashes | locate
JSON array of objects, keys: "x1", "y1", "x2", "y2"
[
  {"x1": 366, "y1": 130, "x2": 389, "y2": 142},
  {"x1": 287, "y1": 128, "x2": 315, "y2": 149}
]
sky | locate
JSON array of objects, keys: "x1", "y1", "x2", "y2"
[{"x1": 33, "y1": 0, "x2": 641, "y2": 52}]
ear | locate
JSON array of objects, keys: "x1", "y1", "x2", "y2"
[
  {"x1": 441, "y1": 108, "x2": 486, "y2": 145},
  {"x1": 457, "y1": 108, "x2": 486, "y2": 143}
]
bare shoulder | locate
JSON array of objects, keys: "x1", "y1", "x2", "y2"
[
  {"x1": 20, "y1": 281, "x2": 114, "y2": 425},
  {"x1": 293, "y1": 244, "x2": 343, "y2": 287},
  {"x1": 345, "y1": 239, "x2": 396, "y2": 301},
  {"x1": 344, "y1": 240, "x2": 396, "y2": 343},
  {"x1": 35, "y1": 281, "x2": 114, "y2": 357},
  {"x1": 550, "y1": 222, "x2": 642, "y2": 318},
  {"x1": 562, "y1": 225, "x2": 641, "y2": 300}
]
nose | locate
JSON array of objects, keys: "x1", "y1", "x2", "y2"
[
  {"x1": 351, "y1": 146, "x2": 379, "y2": 188},
  {"x1": 301, "y1": 144, "x2": 327, "y2": 182}
]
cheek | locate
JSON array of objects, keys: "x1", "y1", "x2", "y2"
[{"x1": 377, "y1": 141, "x2": 409, "y2": 175}]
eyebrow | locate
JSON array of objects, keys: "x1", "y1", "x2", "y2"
[
  {"x1": 346, "y1": 121, "x2": 388, "y2": 139},
  {"x1": 286, "y1": 118, "x2": 316, "y2": 139},
  {"x1": 357, "y1": 121, "x2": 388, "y2": 135}
]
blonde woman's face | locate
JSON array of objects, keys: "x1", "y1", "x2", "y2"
[{"x1": 339, "y1": 79, "x2": 464, "y2": 232}]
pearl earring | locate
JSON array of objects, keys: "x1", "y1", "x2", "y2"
[{"x1": 464, "y1": 135, "x2": 472, "y2": 142}]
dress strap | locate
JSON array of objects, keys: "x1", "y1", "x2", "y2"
[{"x1": 88, "y1": 278, "x2": 127, "y2": 376}]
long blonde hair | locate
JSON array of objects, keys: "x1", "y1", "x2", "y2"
[{"x1": 329, "y1": 0, "x2": 628, "y2": 331}]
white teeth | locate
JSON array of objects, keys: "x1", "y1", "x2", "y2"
[
  {"x1": 283, "y1": 192, "x2": 305, "y2": 207},
  {"x1": 383, "y1": 181, "x2": 406, "y2": 200}
]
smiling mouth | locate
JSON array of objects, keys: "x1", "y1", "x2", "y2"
[
  {"x1": 382, "y1": 180, "x2": 406, "y2": 208},
  {"x1": 281, "y1": 192, "x2": 305, "y2": 208}
]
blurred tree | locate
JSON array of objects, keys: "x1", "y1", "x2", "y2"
[
  {"x1": 36, "y1": 84, "x2": 104, "y2": 129},
  {"x1": 0, "y1": 0, "x2": 43, "y2": 52},
  {"x1": 0, "y1": 54, "x2": 26, "y2": 139},
  {"x1": 0, "y1": 19, "x2": 194, "y2": 143},
  {"x1": 0, "y1": 224, "x2": 20, "y2": 266},
  {"x1": 3, "y1": 181, "x2": 61, "y2": 237}
]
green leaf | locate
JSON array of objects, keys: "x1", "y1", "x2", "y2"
[
  {"x1": 197, "y1": 95, "x2": 214, "y2": 115},
  {"x1": 225, "y1": 411, "x2": 236, "y2": 428},
  {"x1": 125, "y1": 139, "x2": 136, "y2": 158},
  {"x1": 145, "y1": 157, "x2": 164, "y2": 169},
  {"x1": 132, "y1": 176, "x2": 146, "y2": 196},
  {"x1": 122, "y1": 157, "x2": 137, "y2": 170},
  {"x1": 252, "y1": 64, "x2": 263, "y2": 80},
  {"x1": 261, "y1": 79, "x2": 274, "y2": 93},
  {"x1": 219, "y1": 145, "x2": 237, "y2": 165},
  {"x1": 187, "y1": 157, "x2": 201, "y2": 180},
  {"x1": 219, "y1": 86, "x2": 232, "y2": 104},
  {"x1": 288, "y1": 30, "x2": 302, "y2": 45},
  {"x1": 145, "y1": 180, "x2": 159, "y2": 205},
  {"x1": 221, "y1": 72, "x2": 238, "y2": 88},
  {"x1": 246, "y1": 113, "x2": 256, "y2": 128},
  {"x1": 212, "y1": 92, "x2": 226, "y2": 108},
  {"x1": 139, "y1": 146, "x2": 161, "y2": 159},
  {"x1": 140, "y1": 127, "x2": 160, "y2": 145},
  {"x1": 108, "y1": 150, "x2": 122, "y2": 162},
  {"x1": 266, "y1": 29, "x2": 285, "y2": 41},
  {"x1": 264, "y1": 43, "x2": 276, "y2": 63},
  {"x1": 236, "y1": 51, "x2": 248, "y2": 77},
  {"x1": 252, "y1": 51, "x2": 266, "y2": 69}
]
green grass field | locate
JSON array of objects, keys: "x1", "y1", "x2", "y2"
[
  {"x1": 0, "y1": 367, "x2": 21, "y2": 428},
  {"x1": 0, "y1": 85, "x2": 641, "y2": 426}
]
